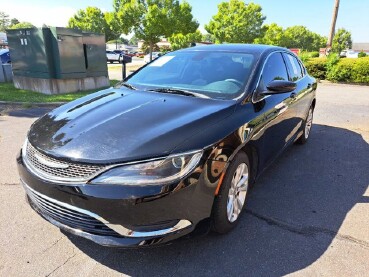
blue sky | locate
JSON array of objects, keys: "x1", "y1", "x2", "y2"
[{"x1": 2, "y1": 0, "x2": 368, "y2": 42}]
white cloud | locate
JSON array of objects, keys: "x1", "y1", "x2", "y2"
[{"x1": 2, "y1": 4, "x2": 77, "y2": 27}]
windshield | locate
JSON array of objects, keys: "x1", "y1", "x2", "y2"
[{"x1": 123, "y1": 50, "x2": 256, "y2": 100}]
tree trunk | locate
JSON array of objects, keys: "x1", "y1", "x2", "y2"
[
  {"x1": 149, "y1": 42, "x2": 153, "y2": 62},
  {"x1": 327, "y1": 0, "x2": 340, "y2": 48}
]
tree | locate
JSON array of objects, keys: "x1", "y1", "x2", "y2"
[
  {"x1": 254, "y1": 23, "x2": 285, "y2": 46},
  {"x1": 205, "y1": 0, "x2": 265, "y2": 43},
  {"x1": 67, "y1": 7, "x2": 120, "y2": 41},
  {"x1": 331, "y1": 28, "x2": 352, "y2": 53},
  {"x1": 106, "y1": 37, "x2": 129, "y2": 45},
  {"x1": 169, "y1": 30, "x2": 202, "y2": 50},
  {"x1": 9, "y1": 22, "x2": 35, "y2": 29},
  {"x1": 9, "y1": 18, "x2": 19, "y2": 28},
  {"x1": 202, "y1": 33, "x2": 215, "y2": 43},
  {"x1": 0, "y1": 11, "x2": 10, "y2": 32},
  {"x1": 283, "y1": 25, "x2": 326, "y2": 51},
  {"x1": 129, "y1": 35, "x2": 139, "y2": 46},
  {"x1": 113, "y1": 0, "x2": 198, "y2": 61}
]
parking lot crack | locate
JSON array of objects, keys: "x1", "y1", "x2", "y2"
[
  {"x1": 42, "y1": 237, "x2": 64, "y2": 254},
  {"x1": 45, "y1": 251, "x2": 77, "y2": 277},
  {"x1": 246, "y1": 209, "x2": 369, "y2": 250}
]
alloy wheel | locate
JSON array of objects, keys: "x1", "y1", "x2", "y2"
[{"x1": 226, "y1": 163, "x2": 249, "y2": 223}]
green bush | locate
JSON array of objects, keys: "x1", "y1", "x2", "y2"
[
  {"x1": 310, "y1": 51, "x2": 319, "y2": 58},
  {"x1": 326, "y1": 57, "x2": 369, "y2": 83},
  {"x1": 305, "y1": 58, "x2": 327, "y2": 79},
  {"x1": 298, "y1": 51, "x2": 321, "y2": 63},
  {"x1": 358, "y1": 51, "x2": 367, "y2": 58},
  {"x1": 351, "y1": 57, "x2": 369, "y2": 82},
  {"x1": 303, "y1": 55, "x2": 369, "y2": 83},
  {"x1": 327, "y1": 58, "x2": 354, "y2": 82}
]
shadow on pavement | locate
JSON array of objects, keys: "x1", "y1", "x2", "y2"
[
  {"x1": 66, "y1": 124, "x2": 369, "y2": 276},
  {"x1": 6, "y1": 107, "x2": 53, "y2": 118}
]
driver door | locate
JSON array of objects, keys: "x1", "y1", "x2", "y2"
[{"x1": 255, "y1": 52, "x2": 298, "y2": 169}]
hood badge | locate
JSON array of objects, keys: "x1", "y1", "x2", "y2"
[{"x1": 34, "y1": 153, "x2": 69, "y2": 169}]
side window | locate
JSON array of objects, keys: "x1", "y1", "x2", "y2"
[
  {"x1": 283, "y1": 53, "x2": 303, "y2": 81},
  {"x1": 258, "y1": 52, "x2": 289, "y2": 92}
]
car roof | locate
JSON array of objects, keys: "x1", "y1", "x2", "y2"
[{"x1": 178, "y1": 44, "x2": 286, "y2": 55}]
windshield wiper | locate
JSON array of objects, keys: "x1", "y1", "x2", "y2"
[
  {"x1": 116, "y1": 82, "x2": 137, "y2": 90},
  {"x1": 148, "y1": 88, "x2": 209, "y2": 98}
]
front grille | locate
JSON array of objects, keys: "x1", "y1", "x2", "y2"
[
  {"x1": 26, "y1": 186, "x2": 119, "y2": 237},
  {"x1": 24, "y1": 141, "x2": 106, "y2": 182}
]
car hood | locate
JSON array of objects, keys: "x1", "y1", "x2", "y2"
[{"x1": 28, "y1": 88, "x2": 236, "y2": 163}]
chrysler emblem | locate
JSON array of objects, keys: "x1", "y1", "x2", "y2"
[{"x1": 34, "y1": 153, "x2": 69, "y2": 169}]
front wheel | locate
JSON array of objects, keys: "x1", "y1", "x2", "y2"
[
  {"x1": 211, "y1": 151, "x2": 250, "y2": 234},
  {"x1": 296, "y1": 106, "x2": 314, "y2": 144}
]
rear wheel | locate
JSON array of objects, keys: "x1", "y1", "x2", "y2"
[
  {"x1": 296, "y1": 106, "x2": 314, "y2": 144},
  {"x1": 212, "y1": 152, "x2": 250, "y2": 234}
]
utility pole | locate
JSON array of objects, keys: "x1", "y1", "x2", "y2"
[{"x1": 327, "y1": 0, "x2": 340, "y2": 48}]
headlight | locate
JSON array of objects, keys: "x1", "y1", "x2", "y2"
[{"x1": 90, "y1": 150, "x2": 203, "y2": 186}]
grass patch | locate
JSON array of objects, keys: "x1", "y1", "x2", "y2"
[
  {"x1": 109, "y1": 64, "x2": 144, "y2": 72},
  {"x1": 0, "y1": 80, "x2": 120, "y2": 103}
]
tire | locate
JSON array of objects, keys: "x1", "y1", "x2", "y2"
[
  {"x1": 212, "y1": 151, "x2": 250, "y2": 234},
  {"x1": 109, "y1": 60, "x2": 113, "y2": 64},
  {"x1": 296, "y1": 106, "x2": 314, "y2": 145}
]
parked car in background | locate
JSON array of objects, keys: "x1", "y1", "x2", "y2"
[
  {"x1": 346, "y1": 50, "x2": 359, "y2": 58},
  {"x1": 0, "y1": 49, "x2": 10, "y2": 64},
  {"x1": 18, "y1": 44, "x2": 317, "y2": 247},
  {"x1": 113, "y1": 50, "x2": 127, "y2": 55},
  {"x1": 126, "y1": 51, "x2": 137, "y2": 57},
  {"x1": 144, "y1": 51, "x2": 162, "y2": 63},
  {"x1": 339, "y1": 50, "x2": 347, "y2": 58},
  {"x1": 106, "y1": 50, "x2": 122, "y2": 63}
]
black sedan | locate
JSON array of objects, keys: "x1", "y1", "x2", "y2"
[{"x1": 17, "y1": 44, "x2": 317, "y2": 247}]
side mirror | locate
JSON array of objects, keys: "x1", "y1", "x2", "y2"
[{"x1": 265, "y1": 80, "x2": 296, "y2": 94}]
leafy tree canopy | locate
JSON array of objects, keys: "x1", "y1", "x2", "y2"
[
  {"x1": 283, "y1": 25, "x2": 326, "y2": 51},
  {"x1": 202, "y1": 33, "x2": 215, "y2": 43},
  {"x1": 9, "y1": 22, "x2": 35, "y2": 29},
  {"x1": 332, "y1": 28, "x2": 352, "y2": 53},
  {"x1": 9, "y1": 18, "x2": 19, "y2": 28},
  {"x1": 254, "y1": 23, "x2": 284, "y2": 46},
  {"x1": 0, "y1": 11, "x2": 10, "y2": 32},
  {"x1": 169, "y1": 30, "x2": 202, "y2": 50},
  {"x1": 67, "y1": 7, "x2": 120, "y2": 41},
  {"x1": 113, "y1": 0, "x2": 198, "y2": 59},
  {"x1": 205, "y1": 0, "x2": 265, "y2": 43},
  {"x1": 254, "y1": 23, "x2": 326, "y2": 51}
]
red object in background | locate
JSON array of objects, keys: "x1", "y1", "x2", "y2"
[{"x1": 289, "y1": 48, "x2": 301, "y2": 55}]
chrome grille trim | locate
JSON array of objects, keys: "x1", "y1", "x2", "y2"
[
  {"x1": 24, "y1": 182, "x2": 119, "y2": 236},
  {"x1": 22, "y1": 181, "x2": 192, "y2": 238},
  {"x1": 22, "y1": 140, "x2": 107, "y2": 183}
]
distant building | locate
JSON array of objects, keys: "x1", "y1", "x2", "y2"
[
  {"x1": 137, "y1": 38, "x2": 212, "y2": 52},
  {"x1": 137, "y1": 38, "x2": 171, "y2": 51},
  {"x1": 352, "y1": 43, "x2": 369, "y2": 52},
  {"x1": 106, "y1": 43, "x2": 138, "y2": 52}
]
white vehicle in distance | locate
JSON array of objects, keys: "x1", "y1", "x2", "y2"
[
  {"x1": 106, "y1": 50, "x2": 122, "y2": 63},
  {"x1": 144, "y1": 52, "x2": 162, "y2": 63},
  {"x1": 346, "y1": 50, "x2": 359, "y2": 58}
]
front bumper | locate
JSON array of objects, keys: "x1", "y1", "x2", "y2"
[{"x1": 17, "y1": 150, "x2": 224, "y2": 247}]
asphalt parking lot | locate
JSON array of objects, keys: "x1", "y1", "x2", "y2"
[{"x1": 0, "y1": 83, "x2": 368, "y2": 276}]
